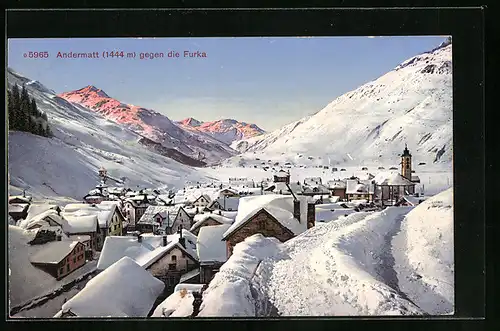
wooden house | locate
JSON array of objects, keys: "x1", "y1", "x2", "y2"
[
  {"x1": 30, "y1": 240, "x2": 86, "y2": 280},
  {"x1": 222, "y1": 195, "x2": 315, "y2": 258},
  {"x1": 326, "y1": 180, "x2": 347, "y2": 200}
]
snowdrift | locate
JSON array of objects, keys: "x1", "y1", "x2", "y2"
[{"x1": 393, "y1": 188, "x2": 454, "y2": 314}]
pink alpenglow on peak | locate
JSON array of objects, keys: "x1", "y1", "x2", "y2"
[{"x1": 177, "y1": 118, "x2": 265, "y2": 145}]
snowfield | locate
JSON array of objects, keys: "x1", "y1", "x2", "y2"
[
  {"x1": 393, "y1": 188, "x2": 454, "y2": 314},
  {"x1": 230, "y1": 44, "x2": 453, "y2": 166},
  {"x1": 7, "y1": 69, "x2": 208, "y2": 201},
  {"x1": 195, "y1": 189, "x2": 454, "y2": 317}
]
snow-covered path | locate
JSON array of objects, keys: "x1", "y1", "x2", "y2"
[{"x1": 265, "y1": 209, "x2": 424, "y2": 316}]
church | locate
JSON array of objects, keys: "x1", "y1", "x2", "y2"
[{"x1": 372, "y1": 145, "x2": 421, "y2": 207}]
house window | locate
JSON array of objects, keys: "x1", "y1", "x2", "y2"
[
  {"x1": 182, "y1": 252, "x2": 186, "y2": 258},
  {"x1": 172, "y1": 255, "x2": 177, "y2": 262},
  {"x1": 67, "y1": 265, "x2": 70, "y2": 272},
  {"x1": 59, "y1": 267, "x2": 64, "y2": 275},
  {"x1": 73, "y1": 257, "x2": 76, "y2": 263},
  {"x1": 168, "y1": 263, "x2": 176, "y2": 271}
]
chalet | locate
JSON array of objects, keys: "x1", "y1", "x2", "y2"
[
  {"x1": 218, "y1": 188, "x2": 240, "y2": 198},
  {"x1": 61, "y1": 214, "x2": 99, "y2": 252},
  {"x1": 171, "y1": 206, "x2": 195, "y2": 233},
  {"x1": 192, "y1": 194, "x2": 212, "y2": 209},
  {"x1": 346, "y1": 179, "x2": 375, "y2": 202},
  {"x1": 57, "y1": 257, "x2": 164, "y2": 318},
  {"x1": 189, "y1": 213, "x2": 233, "y2": 236},
  {"x1": 30, "y1": 240, "x2": 86, "y2": 280},
  {"x1": 9, "y1": 195, "x2": 32, "y2": 205},
  {"x1": 137, "y1": 206, "x2": 169, "y2": 234},
  {"x1": 221, "y1": 195, "x2": 315, "y2": 258},
  {"x1": 372, "y1": 172, "x2": 416, "y2": 207},
  {"x1": 273, "y1": 170, "x2": 290, "y2": 184},
  {"x1": 137, "y1": 229, "x2": 199, "y2": 296},
  {"x1": 326, "y1": 180, "x2": 347, "y2": 200},
  {"x1": 197, "y1": 224, "x2": 231, "y2": 284},
  {"x1": 8, "y1": 203, "x2": 29, "y2": 222}
]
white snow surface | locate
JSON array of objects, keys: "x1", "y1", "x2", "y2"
[
  {"x1": 198, "y1": 234, "x2": 286, "y2": 317},
  {"x1": 393, "y1": 188, "x2": 454, "y2": 314},
  {"x1": 198, "y1": 193, "x2": 454, "y2": 317},
  {"x1": 197, "y1": 224, "x2": 231, "y2": 263},
  {"x1": 229, "y1": 44, "x2": 452, "y2": 165},
  {"x1": 97, "y1": 235, "x2": 161, "y2": 270},
  {"x1": 61, "y1": 257, "x2": 164, "y2": 317},
  {"x1": 7, "y1": 69, "x2": 208, "y2": 202},
  {"x1": 152, "y1": 289, "x2": 196, "y2": 317}
]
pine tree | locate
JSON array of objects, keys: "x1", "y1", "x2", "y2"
[
  {"x1": 7, "y1": 90, "x2": 13, "y2": 130},
  {"x1": 30, "y1": 98, "x2": 40, "y2": 117},
  {"x1": 37, "y1": 122, "x2": 45, "y2": 136},
  {"x1": 20, "y1": 84, "x2": 32, "y2": 131},
  {"x1": 10, "y1": 84, "x2": 21, "y2": 130}
]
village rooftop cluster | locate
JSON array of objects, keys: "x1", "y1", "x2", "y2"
[{"x1": 8, "y1": 145, "x2": 429, "y2": 318}]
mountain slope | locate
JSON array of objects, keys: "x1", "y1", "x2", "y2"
[
  {"x1": 233, "y1": 43, "x2": 453, "y2": 165},
  {"x1": 177, "y1": 118, "x2": 265, "y2": 145},
  {"x1": 7, "y1": 68, "x2": 207, "y2": 200},
  {"x1": 58, "y1": 87, "x2": 235, "y2": 163}
]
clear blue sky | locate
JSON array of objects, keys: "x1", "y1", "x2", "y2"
[{"x1": 8, "y1": 36, "x2": 446, "y2": 131}]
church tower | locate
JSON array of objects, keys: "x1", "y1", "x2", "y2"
[{"x1": 401, "y1": 144, "x2": 412, "y2": 180}]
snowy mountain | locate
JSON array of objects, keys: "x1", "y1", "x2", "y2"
[
  {"x1": 58, "y1": 87, "x2": 236, "y2": 163},
  {"x1": 177, "y1": 117, "x2": 265, "y2": 145},
  {"x1": 232, "y1": 43, "x2": 453, "y2": 166},
  {"x1": 7, "y1": 68, "x2": 208, "y2": 200}
]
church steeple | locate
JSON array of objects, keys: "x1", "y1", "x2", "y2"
[{"x1": 401, "y1": 143, "x2": 412, "y2": 179}]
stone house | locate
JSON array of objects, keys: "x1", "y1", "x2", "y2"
[
  {"x1": 140, "y1": 230, "x2": 199, "y2": 296},
  {"x1": 197, "y1": 224, "x2": 231, "y2": 284},
  {"x1": 221, "y1": 195, "x2": 315, "y2": 258},
  {"x1": 123, "y1": 195, "x2": 153, "y2": 230},
  {"x1": 346, "y1": 179, "x2": 375, "y2": 202}
]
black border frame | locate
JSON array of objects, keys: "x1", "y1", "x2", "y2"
[{"x1": 4, "y1": 6, "x2": 486, "y2": 329}]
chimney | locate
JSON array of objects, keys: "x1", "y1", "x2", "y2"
[
  {"x1": 307, "y1": 203, "x2": 315, "y2": 229},
  {"x1": 293, "y1": 200, "x2": 301, "y2": 223},
  {"x1": 162, "y1": 235, "x2": 168, "y2": 246},
  {"x1": 178, "y1": 226, "x2": 186, "y2": 248}
]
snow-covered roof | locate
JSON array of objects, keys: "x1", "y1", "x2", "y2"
[
  {"x1": 61, "y1": 214, "x2": 98, "y2": 234},
  {"x1": 315, "y1": 208, "x2": 356, "y2": 222},
  {"x1": 67, "y1": 234, "x2": 91, "y2": 242},
  {"x1": 222, "y1": 194, "x2": 308, "y2": 239},
  {"x1": 23, "y1": 204, "x2": 61, "y2": 226},
  {"x1": 30, "y1": 240, "x2": 81, "y2": 264},
  {"x1": 327, "y1": 180, "x2": 346, "y2": 189},
  {"x1": 9, "y1": 195, "x2": 32, "y2": 203},
  {"x1": 400, "y1": 195, "x2": 427, "y2": 206},
  {"x1": 62, "y1": 204, "x2": 119, "y2": 228},
  {"x1": 21, "y1": 210, "x2": 67, "y2": 230},
  {"x1": 137, "y1": 232, "x2": 198, "y2": 269},
  {"x1": 218, "y1": 187, "x2": 239, "y2": 195},
  {"x1": 275, "y1": 170, "x2": 289, "y2": 177},
  {"x1": 190, "y1": 213, "x2": 233, "y2": 233},
  {"x1": 214, "y1": 196, "x2": 240, "y2": 211},
  {"x1": 138, "y1": 205, "x2": 177, "y2": 226},
  {"x1": 9, "y1": 203, "x2": 29, "y2": 213},
  {"x1": 97, "y1": 236, "x2": 157, "y2": 270},
  {"x1": 373, "y1": 172, "x2": 415, "y2": 186},
  {"x1": 61, "y1": 257, "x2": 164, "y2": 317},
  {"x1": 346, "y1": 179, "x2": 374, "y2": 195},
  {"x1": 197, "y1": 224, "x2": 231, "y2": 263},
  {"x1": 151, "y1": 288, "x2": 195, "y2": 317},
  {"x1": 179, "y1": 270, "x2": 201, "y2": 284}
]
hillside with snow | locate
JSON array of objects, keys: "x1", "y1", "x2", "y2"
[
  {"x1": 58, "y1": 86, "x2": 236, "y2": 163},
  {"x1": 231, "y1": 43, "x2": 453, "y2": 166},
  {"x1": 7, "y1": 68, "x2": 208, "y2": 201},
  {"x1": 177, "y1": 117, "x2": 265, "y2": 145},
  {"x1": 191, "y1": 188, "x2": 454, "y2": 317}
]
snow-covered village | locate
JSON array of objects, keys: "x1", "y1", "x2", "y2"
[{"x1": 7, "y1": 37, "x2": 454, "y2": 318}]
